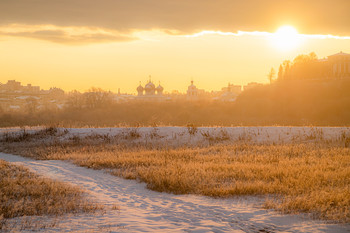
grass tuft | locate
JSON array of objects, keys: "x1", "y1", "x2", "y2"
[{"x1": 0, "y1": 159, "x2": 103, "y2": 230}]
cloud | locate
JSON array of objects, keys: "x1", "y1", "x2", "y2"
[
  {"x1": 0, "y1": 25, "x2": 137, "y2": 44},
  {"x1": 0, "y1": 0, "x2": 349, "y2": 43},
  {"x1": 183, "y1": 30, "x2": 350, "y2": 40}
]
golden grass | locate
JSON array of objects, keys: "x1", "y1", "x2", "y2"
[
  {"x1": 0, "y1": 159, "x2": 102, "y2": 230},
  {"x1": 1, "y1": 131, "x2": 350, "y2": 223}
]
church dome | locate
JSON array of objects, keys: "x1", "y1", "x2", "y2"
[
  {"x1": 137, "y1": 84, "x2": 144, "y2": 92},
  {"x1": 156, "y1": 83, "x2": 164, "y2": 95},
  {"x1": 145, "y1": 81, "x2": 155, "y2": 90},
  {"x1": 156, "y1": 84, "x2": 164, "y2": 92},
  {"x1": 144, "y1": 80, "x2": 156, "y2": 95},
  {"x1": 188, "y1": 80, "x2": 196, "y2": 89},
  {"x1": 136, "y1": 82, "x2": 144, "y2": 96}
]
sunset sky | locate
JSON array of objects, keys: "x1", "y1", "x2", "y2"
[{"x1": 0, "y1": 0, "x2": 350, "y2": 94}]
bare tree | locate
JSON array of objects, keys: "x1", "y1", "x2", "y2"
[
  {"x1": 267, "y1": 68, "x2": 276, "y2": 84},
  {"x1": 25, "y1": 97, "x2": 38, "y2": 113},
  {"x1": 277, "y1": 64, "x2": 284, "y2": 80},
  {"x1": 66, "y1": 90, "x2": 83, "y2": 109},
  {"x1": 84, "y1": 87, "x2": 113, "y2": 109},
  {"x1": 283, "y1": 60, "x2": 291, "y2": 80}
]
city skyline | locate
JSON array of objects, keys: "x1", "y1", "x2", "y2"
[
  {"x1": 2, "y1": 49, "x2": 349, "y2": 95},
  {"x1": 0, "y1": 78, "x2": 249, "y2": 95}
]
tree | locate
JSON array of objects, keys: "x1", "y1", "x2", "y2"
[
  {"x1": 66, "y1": 90, "x2": 83, "y2": 109},
  {"x1": 293, "y1": 52, "x2": 318, "y2": 65},
  {"x1": 283, "y1": 60, "x2": 291, "y2": 80},
  {"x1": 25, "y1": 97, "x2": 38, "y2": 113},
  {"x1": 278, "y1": 64, "x2": 284, "y2": 80},
  {"x1": 84, "y1": 87, "x2": 113, "y2": 109},
  {"x1": 267, "y1": 68, "x2": 276, "y2": 84},
  {"x1": 291, "y1": 52, "x2": 319, "y2": 80}
]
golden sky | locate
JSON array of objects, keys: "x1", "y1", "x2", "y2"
[{"x1": 0, "y1": 0, "x2": 350, "y2": 93}]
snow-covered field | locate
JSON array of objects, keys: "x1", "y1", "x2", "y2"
[
  {"x1": 1, "y1": 152, "x2": 349, "y2": 233},
  {"x1": 1, "y1": 126, "x2": 349, "y2": 147},
  {"x1": 1, "y1": 126, "x2": 350, "y2": 232}
]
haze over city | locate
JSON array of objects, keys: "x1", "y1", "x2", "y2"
[{"x1": 1, "y1": 0, "x2": 350, "y2": 93}]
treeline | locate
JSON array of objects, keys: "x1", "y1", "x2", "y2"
[
  {"x1": 277, "y1": 52, "x2": 328, "y2": 81},
  {"x1": 234, "y1": 78, "x2": 350, "y2": 125},
  {"x1": 0, "y1": 100, "x2": 237, "y2": 127},
  {"x1": 1, "y1": 78, "x2": 350, "y2": 127}
]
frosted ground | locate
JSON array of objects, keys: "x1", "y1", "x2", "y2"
[
  {"x1": 0, "y1": 126, "x2": 350, "y2": 232},
  {"x1": 1, "y1": 126, "x2": 349, "y2": 146}
]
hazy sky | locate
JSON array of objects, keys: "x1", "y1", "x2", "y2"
[{"x1": 0, "y1": 0, "x2": 349, "y2": 93}]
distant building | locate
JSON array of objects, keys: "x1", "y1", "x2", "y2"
[
  {"x1": 187, "y1": 80, "x2": 198, "y2": 99},
  {"x1": 221, "y1": 83, "x2": 242, "y2": 95},
  {"x1": 137, "y1": 82, "x2": 144, "y2": 96},
  {"x1": 0, "y1": 80, "x2": 22, "y2": 91},
  {"x1": 219, "y1": 83, "x2": 242, "y2": 102},
  {"x1": 114, "y1": 92, "x2": 136, "y2": 103},
  {"x1": 144, "y1": 80, "x2": 156, "y2": 95},
  {"x1": 48, "y1": 87, "x2": 65, "y2": 97},
  {"x1": 0, "y1": 80, "x2": 41, "y2": 94},
  {"x1": 186, "y1": 80, "x2": 211, "y2": 101},
  {"x1": 328, "y1": 52, "x2": 350, "y2": 79},
  {"x1": 25, "y1": 84, "x2": 40, "y2": 93},
  {"x1": 0, "y1": 80, "x2": 66, "y2": 111},
  {"x1": 156, "y1": 83, "x2": 164, "y2": 95},
  {"x1": 243, "y1": 82, "x2": 262, "y2": 91},
  {"x1": 281, "y1": 51, "x2": 350, "y2": 81},
  {"x1": 136, "y1": 77, "x2": 166, "y2": 101}
]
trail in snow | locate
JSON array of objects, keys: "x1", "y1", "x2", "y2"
[{"x1": 0, "y1": 152, "x2": 349, "y2": 233}]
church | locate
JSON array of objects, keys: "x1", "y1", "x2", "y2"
[
  {"x1": 136, "y1": 77, "x2": 166, "y2": 101},
  {"x1": 327, "y1": 52, "x2": 350, "y2": 79}
]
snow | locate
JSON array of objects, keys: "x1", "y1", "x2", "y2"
[
  {"x1": 1, "y1": 126, "x2": 348, "y2": 147},
  {"x1": 0, "y1": 152, "x2": 349, "y2": 233},
  {"x1": 15, "y1": 96, "x2": 40, "y2": 100}
]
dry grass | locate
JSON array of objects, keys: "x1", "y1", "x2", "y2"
[
  {"x1": 51, "y1": 144, "x2": 350, "y2": 222},
  {"x1": 1, "y1": 128, "x2": 350, "y2": 223},
  {"x1": 0, "y1": 160, "x2": 103, "y2": 231}
]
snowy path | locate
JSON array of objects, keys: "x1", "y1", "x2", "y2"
[{"x1": 1, "y1": 152, "x2": 349, "y2": 233}]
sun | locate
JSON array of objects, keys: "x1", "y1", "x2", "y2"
[{"x1": 271, "y1": 25, "x2": 301, "y2": 51}]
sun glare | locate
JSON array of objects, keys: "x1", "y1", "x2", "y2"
[{"x1": 271, "y1": 25, "x2": 301, "y2": 51}]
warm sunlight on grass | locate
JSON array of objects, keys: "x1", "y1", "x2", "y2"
[
  {"x1": 0, "y1": 159, "x2": 103, "y2": 231},
  {"x1": 51, "y1": 144, "x2": 350, "y2": 222},
  {"x1": 1, "y1": 127, "x2": 349, "y2": 223},
  {"x1": 271, "y1": 25, "x2": 302, "y2": 51}
]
